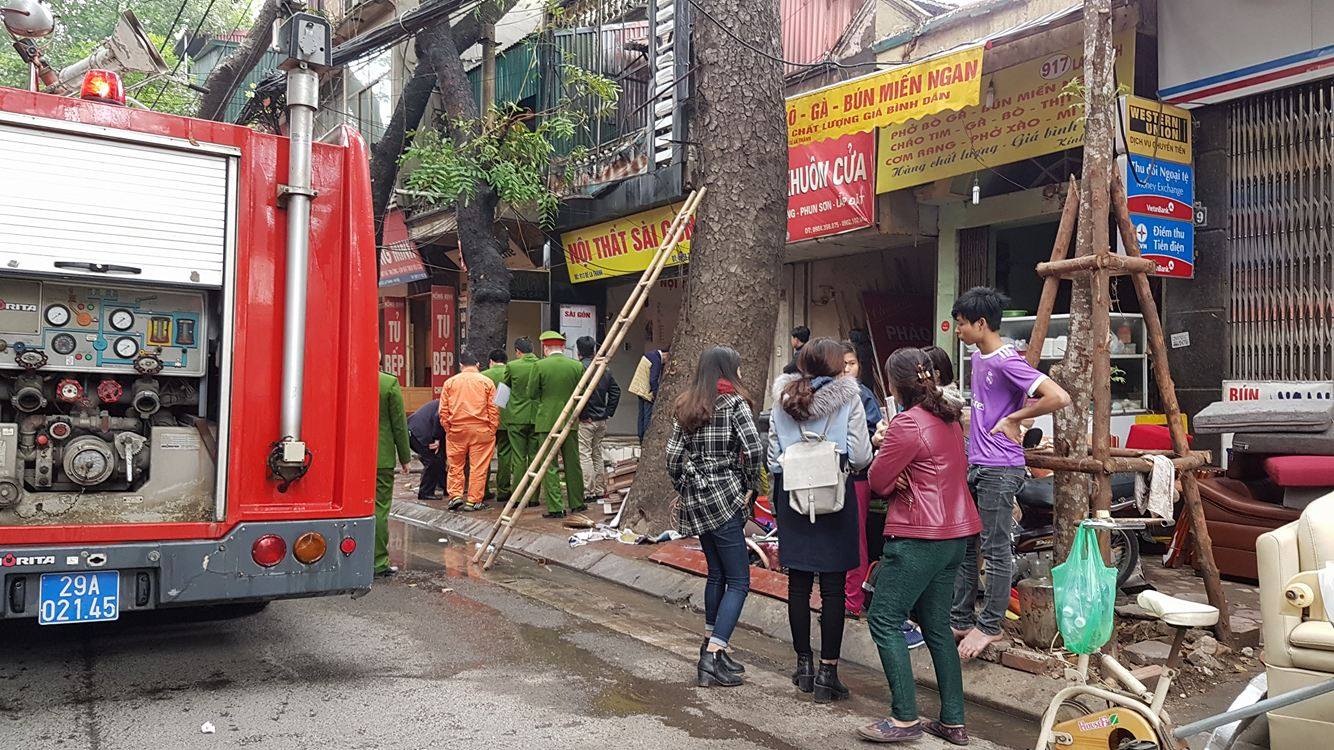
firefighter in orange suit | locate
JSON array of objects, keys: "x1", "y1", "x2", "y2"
[{"x1": 439, "y1": 350, "x2": 500, "y2": 511}]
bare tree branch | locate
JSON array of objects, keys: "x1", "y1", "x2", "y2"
[{"x1": 196, "y1": 0, "x2": 284, "y2": 122}]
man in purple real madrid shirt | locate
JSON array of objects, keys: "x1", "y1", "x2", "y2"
[{"x1": 949, "y1": 287, "x2": 1071, "y2": 660}]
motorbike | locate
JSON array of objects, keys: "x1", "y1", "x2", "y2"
[{"x1": 1013, "y1": 428, "x2": 1149, "y2": 590}]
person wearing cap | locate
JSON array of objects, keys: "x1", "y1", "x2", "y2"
[
  {"x1": 504, "y1": 337, "x2": 541, "y2": 506},
  {"x1": 528, "y1": 330, "x2": 586, "y2": 518}
]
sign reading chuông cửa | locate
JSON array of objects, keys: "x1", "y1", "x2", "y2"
[
  {"x1": 787, "y1": 131, "x2": 876, "y2": 242},
  {"x1": 787, "y1": 45, "x2": 984, "y2": 147}
]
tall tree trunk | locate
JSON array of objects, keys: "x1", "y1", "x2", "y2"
[
  {"x1": 370, "y1": 57, "x2": 436, "y2": 249},
  {"x1": 416, "y1": 19, "x2": 510, "y2": 361},
  {"x1": 369, "y1": 2, "x2": 521, "y2": 249},
  {"x1": 196, "y1": 0, "x2": 284, "y2": 122},
  {"x1": 1050, "y1": 0, "x2": 1115, "y2": 561},
  {"x1": 620, "y1": 0, "x2": 788, "y2": 533}
]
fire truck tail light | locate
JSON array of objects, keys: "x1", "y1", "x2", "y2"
[
  {"x1": 251, "y1": 534, "x2": 286, "y2": 567},
  {"x1": 339, "y1": 537, "x2": 356, "y2": 556},
  {"x1": 293, "y1": 532, "x2": 326, "y2": 564},
  {"x1": 80, "y1": 69, "x2": 125, "y2": 106}
]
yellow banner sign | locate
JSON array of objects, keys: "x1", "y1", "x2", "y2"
[
  {"x1": 561, "y1": 203, "x2": 693, "y2": 284},
  {"x1": 876, "y1": 32, "x2": 1135, "y2": 194},
  {"x1": 1120, "y1": 95, "x2": 1191, "y2": 164},
  {"x1": 787, "y1": 45, "x2": 985, "y2": 147}
]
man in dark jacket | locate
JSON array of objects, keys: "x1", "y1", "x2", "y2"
[
  {"x1": 407, "y1": 399, "x2": 446, "y2": 500},
  {"x1": 576, "y1": 336, "x2": 620, "y2": 502}
]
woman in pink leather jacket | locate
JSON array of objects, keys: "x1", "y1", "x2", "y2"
[{"x1": 857, "y1": 347, "x2": 982, "y2": 746}]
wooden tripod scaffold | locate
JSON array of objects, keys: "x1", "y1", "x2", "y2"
[
  {"x1": 471, "y1": 190, "x2": 705, "y2": 570},
  {"x1": 1023, "y1": 175, "x2": 1233, "y2": 644}
]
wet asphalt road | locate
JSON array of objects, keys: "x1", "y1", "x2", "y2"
[{"x1": 0, "y1": 521, "x2": 1027, "y2": 749}]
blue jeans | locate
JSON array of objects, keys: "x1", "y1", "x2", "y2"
[
  {"x1": 950, "y1": 465, "x2": 1025, "y2": 636},
  {"x1": 699, "y1": 510, "x2": 750, "y2": 647},
  {"x1": 637, "y1": 398, "x2": 654, "y2": 442}
]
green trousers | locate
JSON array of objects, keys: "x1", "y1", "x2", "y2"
[
  {"x1": 867, "y1": 536, "x2": 968, "y2": 726},
  {"x1": 536, "y1": 430, "x2": 584, "y2": 513},
  {"x1": 507, "y1": 425, "x2": 536, "y2": 503},
  {"x1": 492, "y1": 428, "x2": 513, "y2": 499},
  {"x1": 374, "y1": 468, "x2": 395, "y2": 572}
]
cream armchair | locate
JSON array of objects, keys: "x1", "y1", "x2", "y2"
[{"x1": 1257, "y1": 491, "x2": 1334, "y2": 748}]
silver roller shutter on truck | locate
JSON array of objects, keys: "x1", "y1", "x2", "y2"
[{"x1": 0, "y1": 114, "x2": 236, "y2": 288}]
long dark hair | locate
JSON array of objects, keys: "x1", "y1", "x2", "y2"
[
  {"x1": 921, "y1": 345, "x2": 955, "y2": 387},
  {"x1": 674, "y1": 346, "x2": 749, "y2": 433},
  {"x1": 781, "y1": 337, "x2": 845, "y2": 422},
  {"x1": 886, "y1": 348, "x2": 961, "y2": 423}
]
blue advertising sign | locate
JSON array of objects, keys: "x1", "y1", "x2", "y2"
[
  {"x1": 1125, "y1": 154, "x2": 1194, "y2": 221},
  {"x1": 1130, "y1": 213, "x2": 1195, "y2": 278},
  {"x1": 1119, "y1": 154, "x2": 1195, "y2": 279}
]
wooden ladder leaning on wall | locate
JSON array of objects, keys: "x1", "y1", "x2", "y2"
[{"x1": 471, "y1": 190, "x2": 705, "y2": 570}]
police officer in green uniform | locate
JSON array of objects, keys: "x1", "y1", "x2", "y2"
[
  {"x1": 376, "y1": 371, "x2": 411, "y2": 577},
  {"x1": 481, "y1": 349, "x2": 512, "y2": 500},
  {"x1": 503, "y1": 337, "x2": 540, "y2": 506},
  {"x1": 529, "y1": 331, "x2": 586, "y2": 518}
]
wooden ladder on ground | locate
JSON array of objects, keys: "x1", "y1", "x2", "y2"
[{"x1": 471, "y1": 189, "x2": 704, "y2": 570}]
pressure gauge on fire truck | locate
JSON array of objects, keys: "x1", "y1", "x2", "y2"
[
  {"x1": 109, "y1": 308, "x2": 135, "y2": 331},
  {"x1": 51, "y1": 333, "x2": 76, "y2": 355},
  {"x1": 112, "y1": 336, "x2": 138, "y2": 359},
  {"x1": 44, "y1": 304, "x2": 71, "y2": 327}
]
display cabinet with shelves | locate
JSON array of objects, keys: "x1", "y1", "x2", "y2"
[{"x1": 958, "y1": 313, "x2": 1149, "y2": 415}]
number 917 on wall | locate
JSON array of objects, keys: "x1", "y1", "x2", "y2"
[{"x1": 39, "y1": 572, "x2": 120, "y2": 625}]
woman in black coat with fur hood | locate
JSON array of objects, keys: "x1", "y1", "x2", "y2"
[{"x1": 768, "y1": 338, "x2": 873, "y2": 702}]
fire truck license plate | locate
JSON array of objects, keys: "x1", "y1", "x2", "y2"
[{"x1": 38, "y1": 572, "x2": 120, "y2": 625}]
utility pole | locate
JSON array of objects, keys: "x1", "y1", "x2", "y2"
[{"x1": 480, "y1": 21, "x2": 496, "y2": 119}]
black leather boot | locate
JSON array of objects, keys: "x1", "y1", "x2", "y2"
[
  {"x1": 699, "y1": 639, "x2": 745, "y2": 673},
  {"x1": 697, "y1": 649, "x2": 743, "y2": 687},
  {"x1": 814, "y1": 662, "x2": 850, "y2": 703},
  {"x1": 792, "y1": 653, "x2": 815, "y2": 693}
]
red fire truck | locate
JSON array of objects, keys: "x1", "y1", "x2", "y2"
[{"x1": 0, "y1": 43, "x2": 378, "y2": 624}]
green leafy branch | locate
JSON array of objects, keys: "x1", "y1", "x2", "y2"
[{"x1": 400, "y1": 57, "x2": 618, "y2": 226}]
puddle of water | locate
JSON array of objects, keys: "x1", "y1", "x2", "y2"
[{"x1": 387, "y1": 517, "x2": 1035, "y2": 748}]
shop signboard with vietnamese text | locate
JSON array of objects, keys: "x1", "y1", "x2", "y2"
[
  {"x1": 875, "y1": 32, "x2": 1134, "y2": 194},
  {"x1": 787, "y1": 131, "x2": 876, "y2": 242},
  {"x1": 559, "y1": 304, "x2": 598, "y2": 358},
  {"x1": 430, "y1": 286, "x2": 456, "y2": 397},
  {"x1": 561, "y1": 203, "x2": 693, "y2": 283},
  {"x1": 380, "y1": 297, "x2": 407, "y2": 385},
  {"x1": 378, "y1": 209, "x2": 429, "y2": 287},
  {"x1": 1116, "y1": 96, "x2": 1195, "y2": 278},
  {"x1": 788, "y1": 45, "x2": 984, "y2": 147}
]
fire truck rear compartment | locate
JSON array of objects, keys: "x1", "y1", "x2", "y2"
[
  {"x1": 0, "y1": 117, "x2": 234, "y2": 528},
  {"x1": 0, "y1": 278, "x2": 220, "y2": 526}
]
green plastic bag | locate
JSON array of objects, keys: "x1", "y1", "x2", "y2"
[{"x1": 1051, "y1": 524, "x2": 1117, "y2": 654}]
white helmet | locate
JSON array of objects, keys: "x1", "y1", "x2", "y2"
[{"x1": 1, "y1": 0, "x2": 55, "y2": 39}]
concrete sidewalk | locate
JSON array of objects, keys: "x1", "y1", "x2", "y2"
[{"x1": 391, "y1": 497, "x2": 1064, "y2": 723}]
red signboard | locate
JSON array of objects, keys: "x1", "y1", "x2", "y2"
[
  {"x1": 787, "y1": 130, "x2": 876, "y2": 243},
  {"x1": 380, "y1": 297, "x2": 407, "y2": 385},
  {"x1": 378, "y1": 209, "x2": 429, "y2": 287},
  {"x1": 862, "y1": 290, "x2": 935, "y2": 386},
  {"x1": 430, "y1": 286, "x2": 457, "y2": 397}
]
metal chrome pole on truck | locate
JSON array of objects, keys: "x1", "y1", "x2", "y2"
[{"x1": 270, "y1": 8, "x2": 332, "y2": 491}]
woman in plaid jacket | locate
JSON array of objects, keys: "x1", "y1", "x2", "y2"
[{"x1": 666, "y1": 346, "x2": 764, "y2": 688}]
